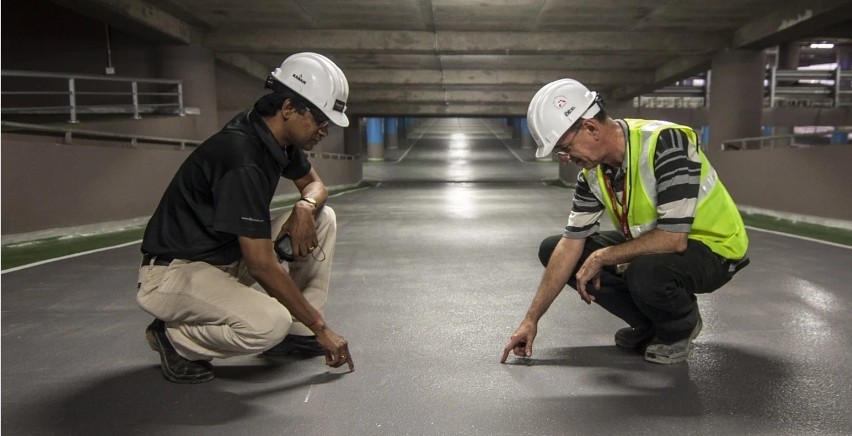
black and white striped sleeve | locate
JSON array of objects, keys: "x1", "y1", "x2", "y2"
[
  {"x1": 563, "y1": 171, "x2": 604, "y2": 239},
  {"x1": 654, "y1": 128, "x2": 701, "y2": 233}
]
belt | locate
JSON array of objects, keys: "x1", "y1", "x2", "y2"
[{"x1": 141, "y1": 253, "x2": 174, "y2": 267}]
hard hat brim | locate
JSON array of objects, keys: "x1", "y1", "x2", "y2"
[
  {"x1": 535, "y1": 145, "x2": 552, "y2": 159},
  {"x1": 326, "y1": 111, "x2": 349, "y2": 128}
]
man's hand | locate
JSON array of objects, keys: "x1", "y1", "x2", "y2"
[
  {"x1": 500, "y1": 318, "x2": 538, "y2": 363},
  {"x1": 281, "y1": 202, "x2": 318, "y2": 258},
  {"x1": 574, "y1": 251, "x2": 603, "y2": 304},
  {"x1": 315, "y1": 325, "x2": 354, "y2": 371}
]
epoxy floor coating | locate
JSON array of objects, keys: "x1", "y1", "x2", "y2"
[{"x1": 3, "y1": 118, "x2": 852, "y2": 435}]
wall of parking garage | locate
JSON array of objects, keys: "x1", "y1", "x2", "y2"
[{"x1": 1, "y1": 0, "x2": 361, "y2": 237}]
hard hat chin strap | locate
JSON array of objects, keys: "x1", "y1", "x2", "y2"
[
  {"x1": 265, "y1": 76, "x2": 286, "y2": 92},
  {"x1": 580, "y1": 94, "x2": 603, "y2": 120}
]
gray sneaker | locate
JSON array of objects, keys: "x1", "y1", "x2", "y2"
[
  {"x1": 644, "y1": 316, "x2": 703, "y2": 364},
  {"x1": 614, "y1": 324, "x2": 655, "y2": 349}
]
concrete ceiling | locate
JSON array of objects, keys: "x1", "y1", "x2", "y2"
[{"x1": 51, "y1": 0, "x2": 852, "y2": 116}]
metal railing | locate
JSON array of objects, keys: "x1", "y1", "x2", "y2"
[
  {"x1": 1, "y1": 121, "x2": 363, "y2": 160},
  {"x1": 1, "y1": 121, "x2": 200, "y2": 150},
  {"x1": 767, "y1": 67, "x2": 849, "y2": 108},
  {"x1": 1, "y1": 70, "x2": 186, "y2": 123},
  {"x1": 721, "y1": 130, "x2": 850, "y2": 150},
  {"x1": 636, "y1": 68, "x2": 851, "y2": 109},
  {"x1": 306, "y1": 151, "x2": 361, "y2": 160}
]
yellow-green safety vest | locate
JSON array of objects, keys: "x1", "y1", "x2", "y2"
[{"x1": 582, "y1": 119, "x2": 748, "y2": 260}]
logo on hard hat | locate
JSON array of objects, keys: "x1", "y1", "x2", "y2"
[
  {"x1": 292, "y1": 73, "x2": 307, "y2": 85},
  {"x1": 564, "y1": 106, "x2": 576, "y2": 118},
  {"x1": 554, "y1": 96, "x2": 568, "y2": 109}
]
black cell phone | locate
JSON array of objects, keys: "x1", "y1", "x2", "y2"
[{"x1": 274, "y1": 234, "x2": 294, "y2": 262}]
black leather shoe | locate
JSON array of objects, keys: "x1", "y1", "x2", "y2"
[
  {"x1": 146, "y1": 319, "x2": 214, "y2": 384},
  {"x1": 614, "y1": 324, "x2": 656, "y2": 350},
  {"x1": 262, "y1": 334, "x2": 325, "y2": 357}
]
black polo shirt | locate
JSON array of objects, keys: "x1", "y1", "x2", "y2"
[{"x1": 141, "y1": 110, "x2": 311, "y2": 264}]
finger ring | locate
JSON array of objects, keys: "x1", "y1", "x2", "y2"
[{"x1": 308, "y1": 246, "x2": 316, "y2": 251}]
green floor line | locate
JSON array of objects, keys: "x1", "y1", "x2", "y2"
[
  {"x1": 740, "y1": 213, "x2": 852, "y2": 247},
  {"x1": 1, "y1": 180, "x2": 378, "y2": 270},
  {"x1": 2, "y1": 227, "x2": 146, "y2": 270}
]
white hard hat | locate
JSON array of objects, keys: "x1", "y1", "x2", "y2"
[
  {"x1": 527, "y1": 78, "x2": 601, "y2": 158},
  {"x1": 267, "y1": 52, "x2": 350, "y2": 127}
]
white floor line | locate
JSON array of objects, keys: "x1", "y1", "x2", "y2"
[
  {"x1": 1, "y1": 239, "x2": 143, "y2": 274},
  {"x1": 745, "y1": 225, "x2": 852, "y2": 250},
  {"x1": 388, "y1": 118, "x2": 435, "y2": 163},
  {"x1": 2, "y1": 185, "x2": 383, "y2": 274},
  {"x1": 480, "y1": 120, "x2": 528, "y2": 163}
]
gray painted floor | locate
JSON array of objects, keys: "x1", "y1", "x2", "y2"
[{"x1": 3, "y1": 118, "x2": 851, "y2": 436}]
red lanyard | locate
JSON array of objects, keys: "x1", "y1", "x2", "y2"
[{"x1": 603, "y1": 172, "x2": 631, "y2": 240}]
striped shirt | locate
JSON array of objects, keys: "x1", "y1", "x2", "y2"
[{"x1": 564, "y1": 120, "x2": 701, "y2": 239}]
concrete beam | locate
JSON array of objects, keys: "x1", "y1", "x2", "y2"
[
  {"x1": 205, "y1": 30, "x2": 728, "y2": 55},
  {"x1": 345, "y1": 69, "x2": 653, "y2": 87},
  {"x1": 214, "y1": 53, "x2": 269, "y2": 81},
  {"x1": 609, "y1": 1, "x2": 852, "y2": 101},
  {"x1": 350, "y1": 89, "x2": 536, "y2": 105},
  {"x1": 610, "y1": 56, "x2": 711, "y2": 100},
  {"x1": 734, "y1": 0, "x2": 852, "y2": 48},
  {"x1": 51, "y1": 0, "x2": 202, "y2": 44},
  {"x1": 348, "y1": 102, "x2": 529, "y2": 117}
]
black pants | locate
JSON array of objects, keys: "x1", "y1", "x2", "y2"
[{"x1": 539, "y1": 231, "x2": 732, "y2": 342}]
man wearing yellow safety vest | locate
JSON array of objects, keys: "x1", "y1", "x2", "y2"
[{"x1": 501, "y1": 78, "x2": 749, "y2": 365}]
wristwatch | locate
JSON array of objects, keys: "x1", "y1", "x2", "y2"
[{"x1": 299, "y1": 197, "x2": 318, "y2": 207}]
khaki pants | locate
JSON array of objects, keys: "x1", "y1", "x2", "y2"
[{"x1": 137, "y1": 207, "x2": 336, "y2": 361}]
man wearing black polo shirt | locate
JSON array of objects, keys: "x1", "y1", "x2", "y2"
[{"x1": 137, "y1": 52, "x2": 354, "y2": 383}]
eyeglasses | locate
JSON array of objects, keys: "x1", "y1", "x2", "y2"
[
  {"x1": 304, "y1": 107, "x2": 330, "y2": 129},
  {"x1": 553, "y1": 126, "x2": 582, "y2": 157}
]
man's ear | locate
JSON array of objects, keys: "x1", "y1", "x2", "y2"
[
  {"x1": 583, "y1": 119, "x2": 599, "y2": 139},
  {"x1": 280, "y1": 99, "x2": 295, "y2": 119}
]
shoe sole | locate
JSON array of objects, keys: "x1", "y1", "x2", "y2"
[
  {"x1": 146, "y1": 328, "x2": 214, "y2": 384},
  {"x1": 644, "y1": 346, "x2": 691, "y2": 364},
  {"x1": 643, "y1": 318, "x2": 703, "y2": 365}
]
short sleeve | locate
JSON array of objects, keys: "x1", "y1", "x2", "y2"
[
  {"x1": 281, "y1": 147, "x2": 312, "y2": 180},
  {"x1": 564, "y1": 171, "x2": 604, "y2": 239}
]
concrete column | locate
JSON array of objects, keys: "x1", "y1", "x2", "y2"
[
  {"x1": 708, "y1": 49, "x2": 765, "y2": 153},
  {"x1": 343, "y1": 117, "x2": 362, "y2": 156},
  {"x1": 398, "y1": 117, "x2": 407, "y2": 143},
  {"x1": 700, "y1": 126, "x2": 710, "y2": 150},
  {"x1": 521, "y1": 118, "x2": 534, "y2": 149},
  {"x1": 366, "y1": 117, "x2": 385, "y2": 161},
  {"x1": 775, "y1": 41, "x2": 800, "y2": 139},
  {"x1": 838, "y1": 45, "x2": 852, "y2": 70},
  {"x1": 385, "y1": 117, "x2": 399, "y2": 149},
  {"x1": 777, "y1": 41, "x2": 800, "y2": 70},
  {"x1": 156, "y1": 45, "x2": 219, "y2": 139},
  {"x1": 512, "y1": 118, "x2": 521, "y2": 141}
]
